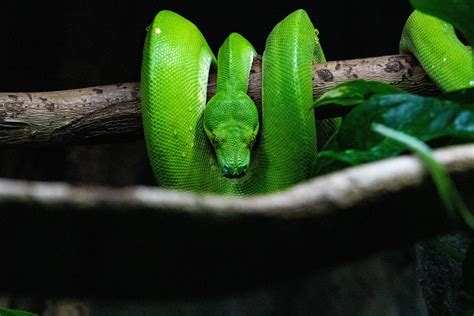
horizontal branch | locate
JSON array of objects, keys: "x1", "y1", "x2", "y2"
[
  {"x1": 1, "y1": 144, "x2": 472, "y2": 298},
  {"x1": 0, "y1": 54, "x2": 439, "y2": 146}
]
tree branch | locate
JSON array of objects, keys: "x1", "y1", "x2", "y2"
[
  {"x1": 0, "y1": 54, "x2": 439, "y2": 146},
  {"x1": 1, "y1": 144, "x2": 472, "y2": 298}
]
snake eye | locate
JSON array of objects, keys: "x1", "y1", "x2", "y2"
[{"x1": 211, "y1": 135, "x2": 220, "y2": 148}]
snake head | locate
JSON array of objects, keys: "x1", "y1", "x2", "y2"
[{"x1": 204, "y1": 92, "x2": 259, "y2": 178}]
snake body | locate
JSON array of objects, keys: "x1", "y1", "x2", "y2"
[
  {"x1": 141, "y1": 9, "x2": 320, "y2": 195},
  {"x1": 141, "y1": 9, "x2": 473, "y2": 196},
  {"x1": 400, "y1": 10, "x2": 474, "y2": 92}
]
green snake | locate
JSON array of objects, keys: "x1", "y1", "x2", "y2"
[{"x1": 141, "y1": 9, "x2": 473, "y2": 196}]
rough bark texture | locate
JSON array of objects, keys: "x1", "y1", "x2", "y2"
[
  {"x1": 0, "y1": 144, "x2": 472, "y2": 298},
  {"x1": 416, "y1": 233, "x2": 473, "y2": 315},
  {"x1": 0, "y1": 54, "x2": 439, "y2": 146},
  {"x1": 0, "y1": 82, "x2": 141, "y2": 146}
]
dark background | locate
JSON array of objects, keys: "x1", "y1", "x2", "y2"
[
  {"x1": 0, "y1": 1, "x2": 413, "y2": 92},
  {"x1": 0, "y1": 1, "x2": 430, "y2": 315}
]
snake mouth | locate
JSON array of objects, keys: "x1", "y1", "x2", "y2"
[{"x1": 222, "y1": 164, "x2": 248, "y2": 178}]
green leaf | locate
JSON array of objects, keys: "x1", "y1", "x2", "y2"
[
  {"x1": 410, "y1": 0, "x2": 474, "y2": 47},
  {"x1": 314, "y1": 93, "x2": 474, "y2": 175},
  {"x1": 372, "y1": 123, "x2": 474, "y2": 229},
  {"x1": 0, "y1": 307, "x2": 37, "y2": 316},
  {"x1": 338, "y1": 94, "x2": 474, "y2": 150},
  {"x1": 313, "y1": 80, "x2": 404, "y2": 108}
]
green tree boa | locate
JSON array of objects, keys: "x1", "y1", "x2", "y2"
[{"x1": 141, "y1": 9, "x2": 473, "y2": 196}]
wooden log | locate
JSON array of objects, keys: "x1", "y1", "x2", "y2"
[
  {"x1": 0, "y1": 54, "x2": 439, "y2": 146},
  {"x1": 0, "y1": 144, "x2": 472, "y2": 298}
]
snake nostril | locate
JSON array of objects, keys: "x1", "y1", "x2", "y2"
[
  {"x1": 221, "y1": 164, "x2": 248, "y2": 178},
  {"x1": 222, "y1": 165, "x2": 230, "y2": 176}
]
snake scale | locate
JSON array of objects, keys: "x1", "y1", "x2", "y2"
[{"x1": 141, "y1": 9, "x2": 474, "y2": 196}]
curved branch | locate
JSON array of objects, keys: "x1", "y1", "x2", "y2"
[
  {"x1": 1, "y1": 144, "x2": 472, "y2": 297},
  {"x1": 0, "y1": 54, "x2": 439, "y2": 146}
]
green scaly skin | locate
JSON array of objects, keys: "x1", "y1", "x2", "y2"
[
  {"x1": 141, "y1": 9, "x2": 473, "y2": 196},
  {"x1": 141, "y1": 9, "x2": 320, "y2": 195},
  {"x1": 203, "y1": 33, "x2": 259, "y2": 178},
  {"x1": 400, "y1": 10, "x2": 474, "y2": 92}
]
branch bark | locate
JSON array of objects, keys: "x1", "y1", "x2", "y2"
[
  {"x1": 1, "y1": 144, "x2": 472, "y2": 298},
  {"x1": 0, "y1": 54, "x2": 439, "y2": 146}
]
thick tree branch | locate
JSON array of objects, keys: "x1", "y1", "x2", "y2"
[
  {"x1": 1, "y1": 144, "x2": 472, "y2": 298},
  {"x1": 0, "y1": 54, "x2": 439, "y2": 146}
]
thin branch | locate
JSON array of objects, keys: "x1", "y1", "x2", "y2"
[
  {"x1": 1, "y1": 144, "x2": 472, "y2": 298},
  {"x1": 0, "y1": 54, "x2": 439, "y2": 146}
]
